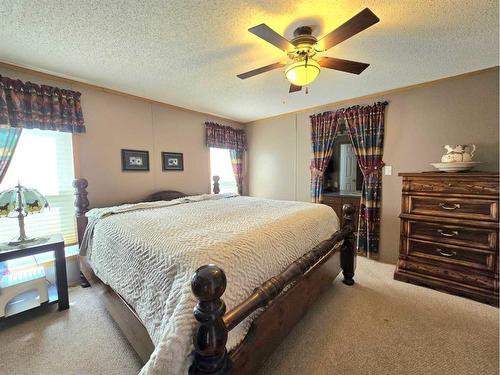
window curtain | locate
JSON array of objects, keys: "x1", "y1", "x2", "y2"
[
  {"x1": 343, "y1": 102, "x2": 387, "y2": 257},
  {"x1": 229, "y1": 149, "x2": 244, "y2": 195},
  {"x1": 310, "y1": 111, "x2": 342, "y2": 203},
  {"x1": 205, "y1": 122, "x2": 247, "y2": 195},
  {"x1": 0, "y1": 126, "x2": 22, "y2": 184},
  {"x1": 0, "y1": 75, "x2": 85, "y2": 133}
]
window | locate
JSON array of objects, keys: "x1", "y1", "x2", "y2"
[
  {"x1": 209, "y1": 148, "x2": 237, "y2": 194},
  {"x1": 0, "y1": 129, "x2": 77, "y2": 245}
]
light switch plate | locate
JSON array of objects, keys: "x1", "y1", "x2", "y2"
[{"x1": 384, "y1": 166, "x2": 392, "y2": 176}]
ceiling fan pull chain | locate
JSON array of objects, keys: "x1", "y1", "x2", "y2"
[{"x1": 305, "y1": 55, "x2": 308, "y2": 91}]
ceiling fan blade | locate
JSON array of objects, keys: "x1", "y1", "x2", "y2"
[
  {"x1": 318, "y1": 57, "x2": 369, "y2": 74},
  {"x1": 289, "y1": 84, "x2": 302, "y2": 93},
  {"x1": 248, "y1": 24, "x2": 294, "y2": 52},
  {"x1": 237, "y1": 61, "x2": 286, "y2": 79},
  {"x1": 317, "y1": 8, "x2": 379, "y2": 51}
]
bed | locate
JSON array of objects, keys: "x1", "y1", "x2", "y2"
[{"x1": 73, "y1": 177, "x2": 356, "y2": 375}]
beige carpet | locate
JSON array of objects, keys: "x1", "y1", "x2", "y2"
[{"x1": 0, "y1": 258, "x2": 498, "y2": 375}]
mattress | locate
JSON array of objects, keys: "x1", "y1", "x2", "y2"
[{"x1": 82, "y1": 194, "x2": 339, "y2": 374}]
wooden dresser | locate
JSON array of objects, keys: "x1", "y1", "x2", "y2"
[{"x1": 395, "y1": 172, "x2": 499, "y2": 306}]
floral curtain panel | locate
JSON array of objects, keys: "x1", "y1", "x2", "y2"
[
  {"x1": 205, "y1": 122, "x2": 247, "y2": 151},
  {"x1": 0, "y1": 126, "x2": 22, "y2": 184},
  {"x1": 0, "y1": 75, "x2": 85, "y2": 133},
  {"x1": 343, "y1": 102, "x2": 388, "y2": 257},
  {"x1": 310, "y1": 111, "x2": 342, "y2": 203}
]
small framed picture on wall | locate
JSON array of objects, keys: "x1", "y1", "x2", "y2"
[
  {"x1": 162, "y1": 152, "x2": 184, "y2": 171},
  {"x1": 121, "y1": 149, "x2": 150, "y2": 171}
]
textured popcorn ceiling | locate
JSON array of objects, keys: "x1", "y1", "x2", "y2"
[{"x1": 0, "y1": 0, "x2": 498, "y2": 123}]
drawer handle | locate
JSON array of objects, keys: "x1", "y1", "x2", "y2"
[
  {"x1": 439, "y1": 202, "x2": 460, "y2": 210},
  {"x1": 436, "y1": 248, "x2": 457, "y2": 257},
  {"x1": 437, "y1": 229, "x2": 459, "y2": 237}
]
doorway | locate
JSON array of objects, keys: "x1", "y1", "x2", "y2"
[{"x1": 339, "y1": 143, "x2": 358, "y2": 192}]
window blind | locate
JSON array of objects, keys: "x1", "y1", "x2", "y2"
[
  {"x1": 0, "y1": 129, "x2": 77, "y2": 245},
  {"x1": 209, "y1": 148, "x2": 238, "y2": 194}
]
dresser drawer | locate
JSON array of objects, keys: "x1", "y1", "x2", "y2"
[
  {"x1": 406, "y1": 220, "x2": 498, "y2": 250},
  {"x1": 322, "y1": 196, "x2": 341, "y2": 206},
  {"x1": 322, "y1": 197, "x2": 343, "y2": 219},
  {"x1": 396, "y1": 259, "x2": 496, "y2": 292},
  {"x1": 407, "y1": 196, "x2": 498, "y2": 221},
  {"x1": 405, "y1": 238, "x2": 495, "y2": 271},
  {"x1": 322, "y1": 195, "x2": 360, "y2": 228},
  {"x1": 408, "y1": 179, "x2": 499, "y2": 196}
]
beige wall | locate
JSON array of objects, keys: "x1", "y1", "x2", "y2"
[
  {"x1": 0, "y1": 65, "x2": 243, "y2": 208},
  {"x1": 247, "y1": 68, "x2": 500, "y2": 264},
  {"x1": 2, "y1": 64, "x2": 498, "y2": 263}
]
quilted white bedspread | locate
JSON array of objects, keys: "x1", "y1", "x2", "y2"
[{"x1": 82, "y1": 194, "x2": 339, "y2": 375}]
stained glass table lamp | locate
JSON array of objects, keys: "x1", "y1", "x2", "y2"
[{"x1": 0, "y1": 182, "x2": 49, "y2": 245}]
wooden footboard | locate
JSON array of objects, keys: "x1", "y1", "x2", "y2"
[
  {"x1": 73, "y1": 178, "x2": 356, "y2": 374},
  {"x1": 190, "y1": 204, "x2": 356, "y2": 375}
]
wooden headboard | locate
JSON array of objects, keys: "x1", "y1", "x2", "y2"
[{"x1": 73, "y1": 175, "x2": 221, "y2": 245}]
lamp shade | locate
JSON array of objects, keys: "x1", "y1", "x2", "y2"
[
  {"x1": 285, "y1": 59, "x2": 320, "y2": 86},
  {"x1": 0, "y1": 184, "x2": 49, "y2": 218}
]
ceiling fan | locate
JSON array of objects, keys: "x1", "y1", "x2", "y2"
[{"x1": 237, "y1": 8, "x2": 379, "y2": 93}]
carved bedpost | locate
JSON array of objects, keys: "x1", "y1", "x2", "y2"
[
  {"x1": 340, "y1": 203, "x2": 356, "y2": 286},
  {"x1": 73, "y1": 178, "x2": 90, "y2": 245},
  {"x1": 190, "y1": 264, "x2": 229, "y2": 375},
  {"x1": 73, "y1": 178, "x2": 91, "y2": 288},
  {"x1": 212, "y1": 175, "x2": 220, "y2": 195}
]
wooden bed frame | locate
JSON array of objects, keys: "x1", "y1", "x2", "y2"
[{"x1": 73, "y1": 177, "x2": 356, "y2": 375}]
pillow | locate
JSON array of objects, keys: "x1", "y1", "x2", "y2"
[{"x1": 144, "y1": 191, "x2": 188, "y2": 202}]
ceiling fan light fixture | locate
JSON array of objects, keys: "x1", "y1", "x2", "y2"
[
  {"x1": 285, "y1": 59, "x2": 320, "y2": 86},
  {"x1": 240, "y1": 8, "x2": 379, "y2": 92}
]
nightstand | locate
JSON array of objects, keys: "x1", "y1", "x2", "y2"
[{"x1": 0, "y1": 234, "x2": 69, "y2": 317}]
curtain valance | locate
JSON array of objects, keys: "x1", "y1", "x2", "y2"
[
  {"x1": 0, "y1": 75, "x2": 85, "y2": 133},
  {"x1": 205, "y1": 122, "x2": 247, "y2": 151}
]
